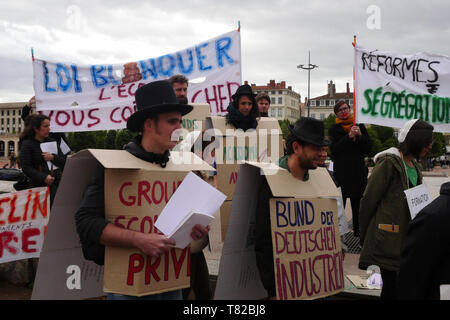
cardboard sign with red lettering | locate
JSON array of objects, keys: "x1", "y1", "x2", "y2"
[
  {"x1": 270, "y1": 197, "x2": 343, "y2": 300},
  {"x1": 0, "y1": 187, "x2": 50, "y2": 263},
  {"x1": 99, "y1": 150, "x2": 213, "y2": 296}
]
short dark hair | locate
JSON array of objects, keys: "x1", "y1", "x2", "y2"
[
  {"x1": 398, "y1": 119, "x2": 434, "y2": 158},
  {"x1": 140, "y1": 113, "x2": 160, "y2": 133},
  {"x1": 334, "y1": 100, "x2": 349, "y2": 114},
  {"x1": 285, "y1": 132, "x2": 309, "y2": 155},
  {"x1": 256, "y1": 93, "x2": 270, "y2": 105},
  {"x1": 168, "y1": 74, "x2": 188, "y2": 86}
]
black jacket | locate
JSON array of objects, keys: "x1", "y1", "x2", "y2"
[
  {"x1": 399, "y1": 182, "x2": 450, "y2": 299},
  {"x1": 328, "y1": 123, "x2": 371, "y2": 198},
  {"x1": 19, "y1": 137, "x2": 66, "y2": 187},
  {"x1": 75, "y1": 136, "x2": 169, "y2": 265}
]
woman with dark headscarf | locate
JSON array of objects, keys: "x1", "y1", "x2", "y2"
[
  {"x1": 328, "y1": 100, "x2": 371, "y2": 238},
  {"x1": 19, "y1": 114, "x2": 66, "y2": 205},
  {"x1": 225, "y1": 84, "x2": 259, "y2": 130},
  {"x1": 359, "y1": 119, "x2": 434, "y2": 300}
]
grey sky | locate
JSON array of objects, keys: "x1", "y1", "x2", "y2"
[{"x1": 0, "y1": 0, "x2": 449, "y2": 103}]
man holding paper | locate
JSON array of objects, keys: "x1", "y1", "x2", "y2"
[{"x1": 75, "y1": 80, "x2": 210, "y2": 300}]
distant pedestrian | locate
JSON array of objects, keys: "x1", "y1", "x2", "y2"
[
  {"x1": 256, "y1": 92, "x2": 270, "y2": 117},
  {"x1": 9, "y1": 152, "x2": 17, "y2": 168},
  {"x1": 359, "y1": 119, "x2": 434, "y2": 300}
]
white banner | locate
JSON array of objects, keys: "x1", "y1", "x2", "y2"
[
  {"x1": 354, "y1": 45, "x2": 450, "y2": 132},
  {"x1": 0, "y1": 187, "x2": 50, "y2": 263},
  {"x1": 33, "y1": 30, "x2": 242, "y2": 132}
]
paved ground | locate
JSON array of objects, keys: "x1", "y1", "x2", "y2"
[{"x1": 0, "y1": 164, "x2": 448, "y2": 299}]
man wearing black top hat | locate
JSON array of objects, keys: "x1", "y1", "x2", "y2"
[
  {"x1": 254, "y1": 117, "x2": 329, "y2": 299},
  {"x1": 75, "y1": 80, "x2": 210, "y2": 300}
]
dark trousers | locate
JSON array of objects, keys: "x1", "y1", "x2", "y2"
[
  {"x1": 343, "y1": 196, "x2": 361, "y2": 237},
  {"x1": 380, "y1": 269, "x2": 398, "y2": 300},
  {"x1": 182, "y1": 251, "x2": 212, "y2": 300}
]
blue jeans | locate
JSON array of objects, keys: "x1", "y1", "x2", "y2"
[{"x1": 106, "y1": 289, "x2": 182, "y2": 300}]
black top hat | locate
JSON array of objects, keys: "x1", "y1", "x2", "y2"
[
  {"x1": 127, "y1": 80, "x2": 193, "y2": 132},
  {"x1": 231, "y1": 84, "x2": 256, "y2": 101},
  {"x1": 288, "y1": 117, "x2": 329, "y2": 146}
]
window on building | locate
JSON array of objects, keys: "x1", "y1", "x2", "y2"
[
  {"x1": 326, "y1": 100, "x2": 329, "y2": 106},
  {"x1": 320, "y1": 113, "x2": 325, "y2": 120},
  {"x1": 320, "y1": 100, "x2": 325, "y2": 106},
  {"x1": 330, "y1": 100, "x2": 335, "y2": 106},
  {"x1": 271, "y1": 91, "x2": 275, "y2": 95},
  {"x1": 271, "y1": 97, "x2": 276, "y2": 104},
  {"x1": 311, "y1": 113, "x2": 316, "y2": 119},
  {"x1": 7, "y1": 110, "x2": 10, "y2": 116},
  {"x1": 271, "y1": 109, "x2": 276, "y2": 117},
  {"x1": 278, "y1": 91, "x2": 283, "y2": 94},
  {"x1": 310, "y1": 100, "x2": 315, "y2": 107},
  {"x1": 278, "y1": 108, "x2": 283, "y2": 117},
  {"x1": 278, "y1": 97, "x2": 282, "y2": 104},
  {"x1": 349, "y1": 100, "x2": 353, "y2": 106}
]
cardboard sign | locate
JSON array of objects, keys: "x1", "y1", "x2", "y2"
[
  {"x1": 33, "y1": 31, "x2": 242, "y2": 132},
  {"x1": 32, "y1": 149, "x2": 213, "y2": 299},
  {"x1": 32, "y1": 150, "x2": 106, "y2": 300},
  {"x1": 206, "y1": 116, "x2": 283, "y2": 200},
  {"x1": 270, "y1": 197, "x2": 344, "y2": 300},
  {"x1": 0, "y1": 187, "x2": 49, "y2": 263},
  {"x1": 214, "y1": 162, "x2": 342, "y2": 300},
  {"x1": 404, "y1": 183, "x2": 432, "y2": 220},
  {"x1": 181, "y1": 103, "x2": 211, "y2": 132},
  {"x1": 354, "y1": 45, "x2": 450, "y2": 132},
  {"x1": 220, "y1": 200, "x2": 233, "y2": 242}
]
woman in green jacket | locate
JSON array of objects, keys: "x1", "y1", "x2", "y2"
[{"x1": 359, "y1": 119, "x2": 434, "y2": 300}]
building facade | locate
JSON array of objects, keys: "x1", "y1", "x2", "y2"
[
  {"x1": 308, "y1": 80, "x2": 353, "y2": 120},
  {"x1": 0, "y1": 101, "x2": 27, "y2": 159},
  {"x1": 249, "y1": 80, "x2": 301, "y2": 123}
]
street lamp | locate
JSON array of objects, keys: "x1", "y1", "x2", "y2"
[{"x1": 297, "y1": 51, "x2": 318, "y2": 118}]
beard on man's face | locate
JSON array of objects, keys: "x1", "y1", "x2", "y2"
[
  {"x1": 178, "y1": 96, "x2": 188, "y2": 104},
  {"x1": 298, "y1": 155, "x2": 319, "y2": 170}
]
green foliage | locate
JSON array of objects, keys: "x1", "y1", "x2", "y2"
[
  {"x1": 104, "y1": 130, "x2": 118, "y2": 149},
  {"x1": 323, "y1": 114, "x2": 336, "y2": 136},
  {"x1": 365, "y1": 124, "x2": 397, "y2": 157},
  {"x1": 67, "y1": 132, "x2": 99, "y2": 152},
  {"x1": 115, "y1": 129, "x2": 135, "y2": 150},
  {"x1": 278, "y1": 119, "x2": 293, "y2": 140},
  {"x1": 430, "y1": 132, "x2": 446, "y2": 158}
]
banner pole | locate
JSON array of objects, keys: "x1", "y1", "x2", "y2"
[{"x1": 352, "y1": 35, "x2": 356, "y2": 126}]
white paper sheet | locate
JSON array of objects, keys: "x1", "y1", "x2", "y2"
[
  {"x1": 59, "y1": 139, "x2": 71, "y2": 155},
  {"x1": 155, "y1": 171, "x2": 226, "y2": 248},
  {"x1": 40, "y1": 141, "x2": 59, "y2": 170}
]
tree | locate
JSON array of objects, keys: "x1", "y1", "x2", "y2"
[
  {"x1": 115, "y1": 129, "x2": 135, "y2": 150},
  {"x1": 323, "y1": 114, "x2": 336, "y2": 136},
  {"x1": 67, "y1": 132, "x2": 99, "y2": 152},
  {"x1": 104, "y1": 130, "x2": 118, "y2": 149},
  {"x1": 278, "y1": 119, "x2": 292, "y2": 140},
  {"x1": 430, "y1": 132, "x2": 446, "y2": 158}
]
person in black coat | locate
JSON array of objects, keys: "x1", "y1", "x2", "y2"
[
  {"x1": 399, "y1": 181, "x2": 450, "y2": 299},
  {"x1": 19, "y1": 114, "x2": 66, "y2": 205},
  {"x1": 328, "y1": 100, "x2": 371, "y2": 238},
  {"x1": 225, "y1": 84, "x2": 259, "y2": 131}
]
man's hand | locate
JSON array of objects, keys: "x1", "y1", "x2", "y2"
[
  {"x1": 28, "y1": 96, "x2": 36, "y2": 107},
  {"x1": 133, "y1": 232, "x2": 176, "y2": 257},
  {"x1": 191, "y1": 224, "x2": 210, "y2": 241},
  {"x1": 44, "y1": 174, "x2": 55, "y2": 185}
]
